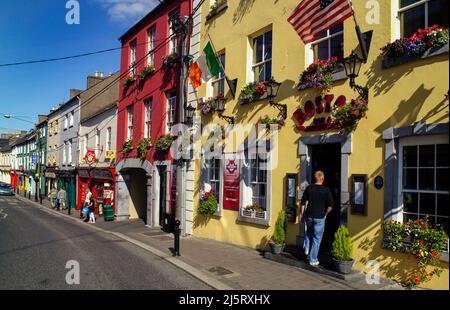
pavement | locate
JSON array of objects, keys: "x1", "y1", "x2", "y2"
[{"x1": 3, "y1": 194, "x2": 404, "y2": 290}]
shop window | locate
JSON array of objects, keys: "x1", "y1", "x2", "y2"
[
  {"x1": 399, "y1": 0, "x2": 449, "y2": 38},
  {"x1": 147, "y1": 27, "x2": 156, "y2": 66},
  {"x1": 252, "y1": 30, "x2": 272, "y2": 82},
  {"x1": 212, "y1": 53, "x2": 225, "y2": 97},
  {"x1": 399, "y1": 138, "x2": 449, "y2": 236},
  {"x1": 144, "y1": 99, "x2": 153, "y2": 139},
  {"x1": 311, "y1": 23, "x2": 344, "y2": 62}
]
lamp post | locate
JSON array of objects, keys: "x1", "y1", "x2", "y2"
[
  {"x1": 215, "y1": 97, "x2": 235, "y2": 125},
  {"x1": 342, "y1": 52, "x2": 369, "y2": 101},
  {"x1": 266, "y1": 77, "x2": 287, "y2": 120}
]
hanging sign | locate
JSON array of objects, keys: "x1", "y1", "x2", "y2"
[
  {"x1": 105, "y1": 150, "x2": 116, "y2": 159},
  {"x1": 223, "y1": 154, "x2": 240, "y2": 211},
  {"x1": 84, "y1": 150, "x2": 97, "y2": 166}
]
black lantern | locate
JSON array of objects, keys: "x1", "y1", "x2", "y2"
[
  {"x1": 215, "y1": 97, "x2": 234, "y2": 124},
  {"x1": 343, "y1": 51, "x2": 368, "y2": 101},
  {"x1": 185, "y1": 104, "x2": 196, "y2": 121},
  {"x1": 266, "y1": 77, "x2": 287, "y2": 120}
]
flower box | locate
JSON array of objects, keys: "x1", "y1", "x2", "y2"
[
  {"x1": 242, "y1": 209, "x2": 267, "y2": 220},
  {"x1": 163, "y1": 52, "x2": 180, "y2": 67},
  {"x1": 297, "y1": 57, "x2": 341, "y2": 91},
  {"x1": 239, "y1": 81, "x2": 269, "y2": 104},
  {"x1": 382, "y1": 42, "x2": 449, "y2": 69}
]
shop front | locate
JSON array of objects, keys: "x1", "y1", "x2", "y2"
[
  {"x1": 56, "y1": 169, "x2": 77, "y2": 211},
  {"x1": 77, "y1": 167, "x2": 116, "y2": 215}
]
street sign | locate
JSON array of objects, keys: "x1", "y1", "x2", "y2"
[{"x1": 32, "y1": 155, "x2": 38, "y2": 164}]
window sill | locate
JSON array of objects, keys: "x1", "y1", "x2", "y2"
[
  {"x1": 237, "y1": 214, "x2": 270, "y2": 227},
  {"x1": 206, "y1": 2, "x2": 228, "y2": 22},
  {"x1": 297, "y1": 67, "x2": 347, "y2": 91},
  {"x1": 239, "y1": 92, "x2": 268, "y2": 105},
  {"x1": 382, "y1": 43, "x2": 449, "y2": 69}
]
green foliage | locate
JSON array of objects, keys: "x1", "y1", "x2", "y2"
[
  {"x1": 332, "y1": 100, "x2": 368, "y2": 133},
  {"x1": 138, "y1": 64, "x2": 155, "y2": 80},
  {"x1": 332, "y1": 225, "x2": 353, "y2": 261},
  {"x1": 137, "y1": 138, "x2": 152, "y2": 160},
  {"x1": 155, "y1": 134, "x2": 174, "y2": 151},
  {"x1": 198, "y1": 193, "x2": 218, "y2": 216},
  {"x1": 123, "y1": 76, "x2": 136, "y2": 89},
  {"x1": 383, "y1": 220, "x2": 407, "y2": 252},
  {"x1": 272, "y1": 210, "x2": 286, "y2": 245},
  {"x1": 121, "y1": 140, "x2": 133, "y2": 154}
]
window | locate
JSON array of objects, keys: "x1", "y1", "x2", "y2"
[
  {"x1": 212, "y1": 53, "x2": 225, "y2": 96},
  {"x1": 63, "y1": 142, "x2": 67, "y2": 164},
  {"x1": 144, "y1": 99, "x2": 153, "y2": 139},
  {"x1": 311, "y1": 23, "x2": 344, "y2": 61},
  {"x1": 166, "y1": 92, "x2": 177, "y2": 134},
  {"x1": 206, "y1": 158, "x2": 221, "y2": 201},
  {"x1": 127, "y1": 105, "x2": 134, "y2": 140},
  {"x1": 399, "y1": 0, "x2": 449, "y2": 38},
  {"x1": 95, "y1": 129, "x2": 100, "y2": 158},
  {"x1": 69, "y1": 111, "x2": 74, "y2": 127},
  {"x1": 250, "y1": 151, "x2": 268, "y2": 211},
  {"x1": 169, "y1": 10, "x2": 180, "y2": 55},
  {"x1": 84, "y1": 134, "x2": 88, "y2": 156},
  {"x1": 64, "y1": 115, "x2": 68, "y2": 130},
  {"x1": 399, "y1": 137, "x2": 449, "y2": 235},
  {"x1": 130, "y1": 40, "x2": 137, "y2": 77},
  {"x1": 147, "y1": 27, "x2": 156, "y2": 66},
  {"x1": 106, "y1": 127, "x2": 112, "y2": 151},
  {"x1": 252, "y1": 30, "x2": 272, "y2": 82},
  {"x1": 68, "y1": 140, "x2": 72, "y2": 165}
]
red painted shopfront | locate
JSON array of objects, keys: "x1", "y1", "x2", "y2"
[{"x1": 77, "y1": 167, "x2": 116, "y2": 214}]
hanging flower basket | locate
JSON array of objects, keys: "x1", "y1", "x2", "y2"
[
  {"x1": 331, "y1": 99, "x2": 368, "y2": 134},
  {"x1": 199, "y1": 93, "x2": 224, "y2": 115},
  {"x1": 239, "y1": 81, "x2": 268, "y2": 104},
  {"x1": 298, "y1": 57, "x2": 340, "y2": 91},
  {"x1": 138, "y1": 64, "x2": 155, "y2": 81},
  {"x1": 123, "y1": 76, "x2": 136, "y2": 89},
  {"x1": 137, "y1": 138, "x2": 152, "y2": 160},
  {"x1": 155, "y1": 134, "x2": 174, "y2": 152},
  {"x1": 121, "y1": 139, "x2": 133, "y2": 154},
  {"x1": 163, "y1": 52, "x2": 180, "y2": 66}
]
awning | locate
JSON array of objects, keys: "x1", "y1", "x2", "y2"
[
  {"x1": 90, "y1": 169, "x2": 113, "y2": 181},
  {"x1": 45, "y1": 172, "x2": 56, "y2": 178},
  {"x1": 78, "y1": 169, "x2": 90, "y2": 179}
]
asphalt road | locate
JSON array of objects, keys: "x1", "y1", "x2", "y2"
[{"x1": 0, "y1": 195, "x2": 211, "y2": 290}]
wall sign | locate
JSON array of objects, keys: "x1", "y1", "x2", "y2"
[
  {"x1": 223, "y1": 154, "x2": 240, "y2": 211},
  {"x1": 105, "y1": 150, "x2": 116, "y2": 159},
  {"x1": 285, "y1": 173, "x2": 298, "y2": 223},
  {"x1": 374, "y1": 176, "x2": 384, "y2": 190},
  {"x1": 84, "y1": 150, "x2": 96, "y2": 166},
  {"x1": 293, "y1": 94, "x2": 353, "y2": 132}
]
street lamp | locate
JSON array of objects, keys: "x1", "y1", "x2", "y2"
[
  {"x1": 266, "y1": 77, "x2": 287, "y2": 120},
  {"x1": 184, "y1": 104, "x2": 196, "y2": 122},
  {"x1": 215, "y1": 97, "x2": 234, "y2": 125},
  {"x1": 342, "y1": 51, "x2": 369, "y2": 101}
]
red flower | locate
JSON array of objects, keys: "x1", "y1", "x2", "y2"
[{"x1": 415, "y1": 279, "x2": 420, "y2": 285}]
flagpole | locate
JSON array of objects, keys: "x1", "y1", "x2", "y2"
[
  {"x1": 346, "y1": 0, "x2": 368, "y2": 62},
  {"x1": 207, "y1": 33, "x2": 238, "y2": 99}
]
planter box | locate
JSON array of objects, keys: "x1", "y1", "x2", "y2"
[
  {"x1": 239, "y1": 92, "x2": 268, "y2": 105},
  {"x1": 206, "y1": 2, "x2": 228, "y2": 21},
  {"x1": 242, "y1": 209, "x2": 267, "y2": 220},
  {"x1": 297, "y1": 67, "x2": 346, "y2": 91},
  {"x1": 382, "y1": 43, "x2": 449, "y2": 69}
]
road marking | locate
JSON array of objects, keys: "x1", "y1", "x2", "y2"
[{"x1": 0, "y1": 208, "x2": 7, "y2": 219}]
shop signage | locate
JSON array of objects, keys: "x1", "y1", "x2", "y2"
[
  {"x1": 105, "y1": 150, "x2": 116, "y2": 159},
  {"x1": 32, "y1": 155, "x2": 38, "y2": 164},
  {"x1": 374, "y1": 176, "x2": 384, "y2": 190},
  {"x1": 223, "y1": 155, "x2": 240, "y2": 211},
  {"x1": 293, "y1": 94, "x2": 348, "y2": 132},
  {"x1": 84, "y1": 150, "x2": 96, "y2": 166}
]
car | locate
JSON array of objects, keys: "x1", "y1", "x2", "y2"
[{"x1": 0, "y1": 184, "x2": 14, "y2": 196}]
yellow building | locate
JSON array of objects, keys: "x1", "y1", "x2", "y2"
[{"x1": 192, "y1": 0, "x2": 449, "y2": 289}]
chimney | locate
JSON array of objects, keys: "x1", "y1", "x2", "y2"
[
  {"x1": 87, "y1": 71, "x2": 107, "y2": 89},
  {"x1": 70, "y1": 89, "x2": 83, "y2": 99},
  {"x1": 95, "y1": 70, "x2": 99, "y2": 77},
  {"x1": 100, "y1": 72, "x2": 104, "y2": 77}
]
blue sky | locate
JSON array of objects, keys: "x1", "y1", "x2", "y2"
[{"x1": 0, "y1": 0, "x2": 160, "y2": 132}]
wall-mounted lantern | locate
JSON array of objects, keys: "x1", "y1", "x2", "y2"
[
  {"x1": 215, "y1": 97, "x2": 234, "y2": 125},
  {"x1": 342, "y1": 52, "x2": 369, "y2": 101},
  {"x1": 266, "y1": 77, "x2": 287, "y2": 120}
]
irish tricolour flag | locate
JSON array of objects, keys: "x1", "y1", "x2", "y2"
[{"x1": 189, "y1": 42, "x2": 221, "y2": 89}]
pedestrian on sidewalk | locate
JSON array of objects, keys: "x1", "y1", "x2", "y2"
[
  {"x1": 85, "y1": 188, "x2": 92, "y2": 208},
  {"x1": 88, "y1": 197, "x2": 96, "y2": 224},
  {"x1": 57, "y1": 187, "x2": 67, "y2": 211},
  {"x1": 300, "y1": 171, "x2": 334, "y2": 267},
  {"x1": 48, "y1": 186, "x2": 57, "y2": 209}
]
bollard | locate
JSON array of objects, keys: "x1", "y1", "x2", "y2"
[
  {"x1": 68, "y1": 202, "x2": 71, "y2": 215},
  {"x1": 39, "y1": 195, "x2": 43, "y2": 205},
  {"x1": 173, "y1": 219, "x2": 181, "y2": 257}
]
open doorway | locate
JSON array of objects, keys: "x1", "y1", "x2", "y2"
[
  {"x1": 128, "y1": 169, "x2": 148, "y2": 224},
  {"x1": 311, "y1": 143, "x2": 341, "y2": 255}
]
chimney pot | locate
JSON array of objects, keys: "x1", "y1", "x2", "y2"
[
  {"x1": 100, "y1": 72, "x2": 104, "y2": 77},
  {"x1": 95, "y1": 70, "x2": 99, "y2": 77}
]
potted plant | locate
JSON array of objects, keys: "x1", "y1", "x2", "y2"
[
  {"x1": 239, "y1": 81, "x2": 268, "y2": 104},
  {"x1": 123, "y1": 76, "x2": 136, "y2": 89},
  {"x1": 331, "y1": 99, "x2": 368, "y2": 133},
  {"x1": 138, "y1": 64, "x2": 155, "y2": 81},
  {"x1": 121, "y1": 139, "x2": 133, "y2": 154},
  {"x1": 137, "y1": 138, "x2": 152, "y2": 160},
  {"x1": 331, "y1": 225, "x2": 354, "y2": 274},
  {"x1": 155, "y1": 134, "x2": 174, "y2": 152},
  {"x1": 198, "y1": 190, "x2": 218, "y2": 216},
  {"x1": 163, "y1": 52, "x2": 179, "y2": 66},
  {"x1": 269, "y1": 210, "x2": 286, "y2": 255},
  {"x1": 257, "y1": 115, "x2": 285, "y2": 131}
]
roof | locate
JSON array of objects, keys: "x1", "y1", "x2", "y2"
[
  {"x1": 0, "y1": 144, "x2": 12, "y2": 152},
  {"x1": 10, "y1": 131, "x2": 35, "y2": 147},
  {"x1": 118, "y1": 0, "x2": 171, "y2": 42}
]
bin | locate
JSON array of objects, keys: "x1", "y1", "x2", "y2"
[{"x1": 103, "y1": 204, "x2": 114, "y2": 222}]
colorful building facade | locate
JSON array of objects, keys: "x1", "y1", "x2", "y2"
[{"x1": 192, "y1": 0, "x2": 449, "y2": 289}]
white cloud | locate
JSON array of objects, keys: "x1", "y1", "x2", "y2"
[{"x1": 97, "y1": 0, "x2": 161, "y2": 24}]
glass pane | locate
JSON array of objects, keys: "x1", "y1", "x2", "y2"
[
  {"x1": 258, "y1": 169, "x2": 267, "y2": 183},
  {"x1": 401, "y1": 5, "x2": 425, "y2": 37},
  {"x1": 315, "y1": 40, "x2": 329, "y2": 61},
  {"x1": 254, "y1": 35, "x2": 263, "y2": 64},
  {"x1": 253, "y1": 64, "x2": 265, "y2": 82},
  {"x1": 403, "y1": 168, "x2": 417, "y2": 189},
  {"x1": 436, "y1": 217, "x2": 449, "y2": 235},
  {"x1": 419, "y1": 214, "x2": 435, "y2": 226},
  {"x1": 437, "y1": 194, "x2": 449, "y2": 217},
  {"x1": 419, "y1": 145, "x2": 435, "y2": 167},
  {"x1": 401, "y1": 0, "x2": 421, "y2": 8},
  {"x1": 419, "y1": 168, "x2": 435, "y2": 190},
  {"x1": 403, "y1": 192, "x2": 418, "y2": 213},
  {"x1": 436, "y1": 144, "x2": 449, "y2": 167},
  {"x1": 436, "y1": 168, "x2": 449, "y2": 191},
  {"x1": 264, "y1": 31, "x2": 272, "y2": 60},
  {"x1": 404, "y1": 212, "x2": 418, "y2": 224},
  {"x1": 330, "y1": 34, "x2": 344, "y2": 61},
  {"x1": 428, "y1": 0, "x2": 449, "y2": 29},
  {"x1": 330, "y1": 23, "x2": 343, "y2": 34},
  {"x1": 419, "y1": 193, "x2": 436, "y2": 216},
  {"x1": 259, "y1": 197, "x2": 267, "y2": 211},
  {"x1": 251, "y1": 183, "x2": 259, "y2": 198},
  {"x1": 403, "y1": 146, "x2": 418, "y2": 167},
  {"x1": 264, "y1": 61, "x2": 272, "y2": 81}
]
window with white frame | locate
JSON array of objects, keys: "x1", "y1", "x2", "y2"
[
  {"x1": 166, "y1": 92, "x2": 177, "y2": 134},
  {"x1": 95, "y1": 129, "x2": 100, "y2": 157},
  {"x1": 212, "y1": 53, "x2": 225, "y2": 97},
  {"x1": 84, "y1": 134, "x2": 88, "y2": 156},
  {"x1": 106, "y1": 127, "x2": 112, "y2": 151},
  {"x1": 252, "y1": 30, "x2": 272, "y2": 82},
  {"x1": 130, "y1": 40, "x2": 137, "y2": 77},
  {"x1": 68, "y1": 140, "x2": 72, "y2": 165},
  {"x1": 310, "y1": 23, "x2": 344, "y2": 62},
  {"x1": 144, "y1": 98, "x2": 153, "y2": 139},
  {"x1": 127, "y1": 105, "x2": 134, "y2": 140},
  {"x1": 69, "y1": 111, "x2": 74, "y2": 127},
  {"x1": 399, "y1": 136, "x2": 449, "y2": 236},
  {"x1": 63, "y1": 142, "x2": 67, "y2": 164},
  {"x1": 147, "y1": 27, "x2": 156, "y2": 66},
  {"x1": 206, "y1": 158, "x2": 221, "y2": 201},
  {"x1": 399, "y1": 0, "x2": 449, "y2": 38},
  {"x1": 64, "y1": 115, "x2": 68, "y2": 130},
  {"x1": 169, "y1": 10, "x2": 180, "y2": 55}
]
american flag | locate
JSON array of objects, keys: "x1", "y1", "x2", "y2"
[{"x1": 288, "y1": 0, "x2": 354, "y2": 44}]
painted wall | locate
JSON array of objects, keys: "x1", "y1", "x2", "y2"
[
  {"x1": 46, "y1": 109, "x2": 61, "y2": 167},
  {"x1": 59, "y1": 97, "x2": 80, "y2": 168},
  {"x1": 193, "y1": 0, "x2": 449, "y2": 289}
]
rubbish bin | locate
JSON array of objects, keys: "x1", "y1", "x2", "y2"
[{"x1": 103, "y1": 204, "x2": 114, "y2": 222}]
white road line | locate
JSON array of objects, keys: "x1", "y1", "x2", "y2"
[{"x1": 0, "y1": 208, "x2": 7, "y2": 219}]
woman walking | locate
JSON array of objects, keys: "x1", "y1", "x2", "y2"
[{"x1": 88, "y1": 197, "x2": 96, "y2": 224}]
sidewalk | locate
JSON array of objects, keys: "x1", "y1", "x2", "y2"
[{"x1": 17, "y1": 194, "x2": 403, "y2": 290}]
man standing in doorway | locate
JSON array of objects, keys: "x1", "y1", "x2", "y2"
[
  {"x1": 57, "y1": 187, "x2": 67, "y2": 211},
  {"x1": 300, "y1": 171, "x2": 334, "y2": 266}
]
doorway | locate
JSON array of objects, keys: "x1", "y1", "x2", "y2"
[
  {"x1": 158, "y1": 165, "x2": 167, "y2": 227},
  {"x1": 311, "y1": 143, "x2": 341, "y2": 255}
]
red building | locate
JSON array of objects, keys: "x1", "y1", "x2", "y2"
[{"x1": 115, "y1": 0, "x2": 191, "y2": 231}]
